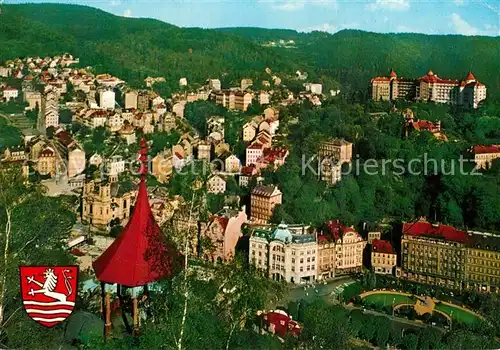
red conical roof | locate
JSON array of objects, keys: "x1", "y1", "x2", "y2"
[
  {"x1": 93, "y1": 139, "x2": 183, "y2": 287},
  {"x1": 465, "y1": 72, "x2": 476, "y2": 81},
  {"x1": 389, "y1": 69, "x2": 397, "y2": 78}
]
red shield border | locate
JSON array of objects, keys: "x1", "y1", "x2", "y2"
[{"x1": 19, "y1": 266, "x2": 79, "y2": 327}]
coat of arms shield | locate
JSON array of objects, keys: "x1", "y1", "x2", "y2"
[{"x1": 19, "y1": 266, "x2": 78, "y2": 327}]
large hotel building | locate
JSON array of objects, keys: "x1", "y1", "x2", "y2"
[
  {"x1": 399, "y1": 219, "x2": 500, "y2": 292},
  {"x1": 371, "y1": 69, "x2": 487, "y2": 109},
  {"x1": 249, "y1": 220, "x2": 366, "y2": 284}
]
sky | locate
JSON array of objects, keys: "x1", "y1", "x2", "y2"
[{"x1": 5, "y1": 0, "x2": 500, "y2": 36}]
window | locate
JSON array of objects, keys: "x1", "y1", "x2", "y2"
[
  {"x1": 292, "y1": 258, "x2": 295, "y2": 264},
  {"x1": 300, "y1": 258, "x2": 304, "y2": 264}
]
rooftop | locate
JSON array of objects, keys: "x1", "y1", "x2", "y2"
[
  {"x1": 402, "y1": 219, "x2": 467, "y2": 243},
  {"x1": 372, "y1": 239, "x2": 395, "y2": 254}
]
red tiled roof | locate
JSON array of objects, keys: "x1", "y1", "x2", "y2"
[
  {"x1": 262, "y1": 148, "x2": 289, "y2": 162},
  {"x1": 412, "y1": 120, "x2": 439, "y2": 131},
  {"x1": 419, "y1": 71, "x2": 459, "y2": 85},
  {"x1": 372, "y1": 239, "x2": 395, "y2": 254},
  {"x1": 210, "y1": 216, "x2": 229, "y2": 231},
  {"x1": 241, "y1": 165, "x2": 256, "y2": 176},
  {"x1": 55, "y1": 130, "x2": 74, "y2": 147},
  {"x1": 402, "y1": 220, "x2": 467, "y2": 243},
  {"x1": 263, "y1": 310, "x2": 301, "y2": 338},
  {"x1": 2, "y1": 86, "x2": 17, "y2": 92},
  {"x1": 472, "y1": 145, "x2": 500, "y2": 154},
  {"x1": 465, "y1": 72, "x2": 476, "y2": 81},
  {"x1": 71, "y1": 248, "x2": 85, "y2": 257},
  {"x1": 248, "y1": 143, "x2": 264, "y2": 150},
  {"x1": 320, "y1": 220, "x2": 360, "y2": 242},
  {"x1": 371, "y1": 77, "x2": 391, "y2": 83},
  {"x1": 40, "y1": 148, "x2": 54, "y2": 157},
  {"x1": 390, "y1": 69, "x2": 397, "y2": 78}
]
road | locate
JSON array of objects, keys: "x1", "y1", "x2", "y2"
[
  {"x1": 286, "y1": 276, "x2": 354, "y2": 303},
  {"x1": 345, "y1": 304, "x2": 447, "y2": 333}
]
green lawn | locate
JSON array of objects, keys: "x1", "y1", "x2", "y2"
[
  {"x1": 435, "y1": 303, "x2": 479, "y2": 325},
  {"x1": 361, "y1": 292, "x2": 481, "y2": 325},
  {"x1": 362, "y1": 293, "x2": 414, "y2": 308}
]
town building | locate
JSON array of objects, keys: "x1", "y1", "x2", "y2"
[
  {"x1": 124, "y1": 90, "x2": 138, "y2": 109},
  {"x1": 67, "y1": 147, "x2": 86, "y2": 178},
  {"x1": 399, "y1": 219, "x2": 467, "y2": 289},
  {"x1": 81, "y1": 179, "x2": 134, "y2": 228},
  {"x1": 371, "y1": 239, "x2": 397, "y2": 275},
  {"x1": 207, "y1": 79, "x2": 221, "y2": 91},
  {"x1": 471, "y1": 145, "x2": 500, "y2": 169},
  {"x1": 198, "y1": 206, "x2": 247, "y2": 262},
  {"x1": 225, "y1": 154, "x2": 241, "y2": 173},
  {"x1": 246, "y1": 143, "x2": 264, "y2": 166},
  {"x1": 2, "y1": 86, "x2": 19, "y2": 102},
  {"x1": 3, "y1": 146, "x2": 27, "y2": 162},
  {"x1": 37, "y1": 146, "x2": 57, "y2": 176},
  {"x1": 318, "y1": 159, "x2": 342, "y2": 186},
  {"x1": 89, "y1": 153, "x2": 103, "y2": 167},
  {"x1": 250, "y1": 223, "x2": 317, "y2": 283},
  {"x1": 305, "y1": 83, "x2": 322, "y2": 95},
  {"x1": 234, "y1": 91, "x2": 253, "y2": 112},
  {"x1": 371, "y1": 69, "x2": 487, "y2": 109},
  {"x1": 367, "y1": 231, "x2": 382, "y2": 244},
  {"x1": 197, "y1": 142, "x2": 211, "y2": 162},
  {"x1": 152, "y1": 148, "x2": 173, "y2": 183},
  {"x1": 37, "y1": 89, "x2": 59, "y2": 133},
  {"x1": 241, "y1": 79, "x2": 253, "y2": 90},
  {"x1": 24, "y1": 90, "x2": 42, "y2": 110},
  {"x1": 239, "y1": 165, "x2": 258, "y2": 187},
  {"x1": 318, "y1": 138, "x2": 353, "y2": 164},
  {"x1": 258, "y1": 310, "x2": 302, "y2": 339},
  {"x1": 403, "y1": 108, "x2": 447, "y2": 140},
  {"x1": 98, "y1": 89, "x2": 115, "y2": 109},
  {"x1": 242, "y1": 122, "x2": 258, "y2": 142},
  {"x1": 257, "y1": 91, "x2": 270, "y2": 105},
  {"x1": 207, "y1": 174, "x2": 226, "y2": 194},
  {"x1": 465, "y1": 231, "x2": 500, "y2": 292},
  {"x1": 137, "y1": 91, "x2": 150, "y2": 111},
  {"x1": 250, "y1": 185, "x2": 282, "y2": 224},
  {"x1": 317, "y1": 220, "x2": 366, "y2": 278},
  {"x1": 255, "y1": 148, "x2": 289, "y2": 172}
]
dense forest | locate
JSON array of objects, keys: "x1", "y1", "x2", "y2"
[{"x1": 1, "y1": 4, "x2": 499, "y2": 98}]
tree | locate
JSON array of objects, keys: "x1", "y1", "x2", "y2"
[
  {"x1": 0, "y1": 166, "x2": 76, "y2": 347},
  {"x1": 374, "y1": 316, "x2": 391, "y2": 346},
  {"x1": 301, "y1": 300, "x2": 350, "y2": 349},
  {"x1": 213, "y1": 255, "x2": 285, "y2": 350},
  {"x1": 403, "y1": 333, "x2": 419, "y2": 350}
]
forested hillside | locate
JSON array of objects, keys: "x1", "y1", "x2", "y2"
[
  {"x1": 1, "y1": 4, "x2": 499, "y2": 97},
  {"x1": 0, "y1": 4, "x2": 303, "y2": 91},
  {"x1": 221, "y1": 28, "x2": 500, "y2": 97}
]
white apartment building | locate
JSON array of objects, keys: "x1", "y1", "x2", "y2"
[
  {"x1": 246, "y1": 143, "x2": 264, "y2": 166},
  {"x1": 250, "y1": 224, "x2": 318, "y2": 284},
  {"x1": 99, "y1": 90, "x2": 115, "y2": 109},
  {"x1": 207, "y1": 174, "x2": 226, "y2": 194},
  {"x1": 106, "y1": 156, "x2": 126, "y2": 177}
]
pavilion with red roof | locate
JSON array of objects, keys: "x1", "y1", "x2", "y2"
[{"x1": 92, "y1": 138, "x2": 183, "y2": 335}]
